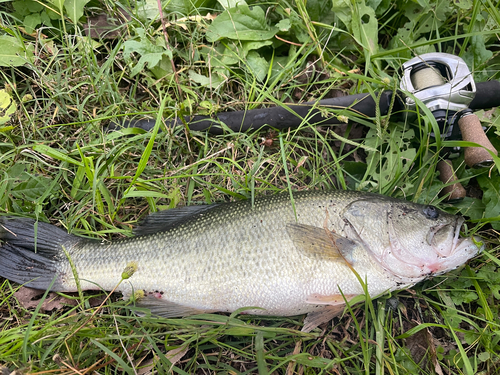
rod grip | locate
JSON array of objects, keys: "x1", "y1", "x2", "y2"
[
  {"x1": 437, "y1": 160, "x2": 466, "y2": 200},
  {"x1": 458, "y1": 113, "x2": 498, "y2": 168}
]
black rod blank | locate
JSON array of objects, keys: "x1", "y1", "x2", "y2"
[{"x1": 112, "y1": 81, "x2": 500, "y2": 134}]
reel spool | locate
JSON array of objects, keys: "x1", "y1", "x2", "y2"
[{"x1": 410, "y1": 62, "x2": 446, "y2": 90}]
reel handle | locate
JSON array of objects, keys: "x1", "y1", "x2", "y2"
[
  {"x1": 437, "y1": 160, "x2": 466, "y2": 200},
  {"x1": 458, "y1": 112, "x2": 498, "y2": 168}
]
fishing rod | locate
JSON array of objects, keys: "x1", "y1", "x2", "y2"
[{"x1": 115, "y1": 53, "x2": 500, "y2": 199}]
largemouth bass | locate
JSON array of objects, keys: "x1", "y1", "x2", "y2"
[{"x1": 0, "y1": 191, "x2": 480, "y2": 331}]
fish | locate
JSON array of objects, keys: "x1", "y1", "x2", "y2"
[{"x1": 0, "y1": 190, "x2": 481, "y2": 331}]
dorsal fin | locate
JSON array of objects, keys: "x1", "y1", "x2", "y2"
[
  {"x1": 134, "y1": 204, "x2": 220, "y2": 236},
  {"x1": 286, "y1": 223, "x2": 358, "y2": 263}
]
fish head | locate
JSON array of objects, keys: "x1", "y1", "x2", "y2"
[{"x1": 342, "y1": 198, "x2": 482, "y2": 280}]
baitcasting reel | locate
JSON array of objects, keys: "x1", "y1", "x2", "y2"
[
  {"x1": 401, "y1": 53, "x2": 475, "y2": 137},
  {"x1": 400, "y1": 52, "x2": 498, "y2": 200}
]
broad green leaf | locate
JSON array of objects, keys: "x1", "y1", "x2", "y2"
[
  {"x1": 246, "y1": 51, "x2": 268, "y2": 82},
  {"x1": 477, "y1": 264, "x2": 500, "y2": 299},
  {"x1": 242, "y1": 40, "x2": 273, "y2": 54},
  {"x1": 124, "y1": 41, "x2": 167, "y2": 76},
  {"x1": 165, "y1": 0, "x2": 217, "y2": 14},
  {"x1": 477, "y1": 174, "x2": 500, "y2": 230},
  {"x1": 75, "y1": 35, "x2": 102, "y2": 52},
  {"x1": 305, "y1": 0, "x2": 335, "y2": 23},
  {"x1": 136, "y1": 0, "x2": 159, "y2": 21},
  {"x1": 390, "y1": 0, "x2": 452, "y2": 55},
  {"x1": 12, "y1": 0, "x2": 44, "y2": 15},
  {"x1": 0, "y1": 35, "x2": 34, "y2": 66},
  {"x1": 44, "y1": 7, "x2": 60, "y2": 21},
  {"x1": 462, "y1": 12, "x2": 495, "y2": 71},
  {"x1": 206, "y1": 4, "x2": 279, "y2": 42},
  {"x1": 269, "y1": 54, "x2": 294, "y2": 82},
  {"x1": 10, "y1": 178, "x2": 48, "y2": 201},
  {"x1": 450, "y1": 290, "x2": 478, "y2": 305},
  {"x1": 150, "y1": 55, "x2": 173, "y2": 79},
  {"x1": 276, "y1": 19, "x2": 291, "y2": 32},
  {"x1": 332, "y1": 0, "x2": 378, "y2": 60},
  {"x1": 367, "y1": 0, "x2": 391, "y2": 15},
  {"x1": 188, "y1": 70, "x2": 225, "y2": 88},
  {"x1": 454, "y1": 197, "x2": 486, "y2": 220},
  {"x1": 454, "y1": 0, "x2": 473, "y2": 9},
  {"x1": 217, "y1": 0, "x2": 246, "y2": 9},
  {"x1": 222, "y1": 39, "x2": 273, "y2": 65},
  {"x1": 24, "y1": 13, "x2": 41, "y2": 34},
  {"x1": 10, "y1": 172, "x2": 58, "y2": 202},
  {"x1": 65, "y1": 0, "x2": 91, "y2": 24},
  {"x1": 49, "y1": 0, "x2": 65, "y2": 13},
  {"x1": 478, "y1": 352, "x2": 491, "y2": 363},
  {"x1": 352, "y1": 2, "x2": 378, "y2": 56},
  {"x1": 332, "y1": 0, "x2": 354, "y2": 34},
  {"x1": 0, "y1": 89, "x2": 17, "y2": 125},
  {"x1": 6, "y1": 163, "x2": 25, "y2": 178},
  {"x1": 123, "y1": 29, "x2": 172, "y2": 76}
]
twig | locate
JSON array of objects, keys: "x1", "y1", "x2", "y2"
[
  {"x1": 114, "y1": 314, "x2": 138, "y2": 375},
  {"x1": 156, "y1": 0, "x2": 184, "y2": 101}
]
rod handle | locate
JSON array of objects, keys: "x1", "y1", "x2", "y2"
[
  {"x1": 437, "y1": 160, "x2": 466, "y2": 200},
  {"x1": 458, "y1": 112, "x2": 498, "y2": 168}
]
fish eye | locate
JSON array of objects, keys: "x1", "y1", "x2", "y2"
[{"x1": 423, "y1": 205, "x2": 439, "y2": 220}]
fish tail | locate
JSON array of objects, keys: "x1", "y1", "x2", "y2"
[{"x1": 0, "y1": 217, "x2": 78, "y2": 290}]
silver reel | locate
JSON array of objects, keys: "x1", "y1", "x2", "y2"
[{"x1": 400, "y1": 53, "x2": 476, "y2": 138}]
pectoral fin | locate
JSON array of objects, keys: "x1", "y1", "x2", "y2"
[{"x1": 286, "y1": 223, "x2": 358, "y2": 264}]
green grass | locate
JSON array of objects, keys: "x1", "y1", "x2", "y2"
[{"x1": 1, "y1": 0, "x2": 500, "y2": 373}]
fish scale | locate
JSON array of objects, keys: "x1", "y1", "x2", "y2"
[{"x1": 0, "y1": 190, "x2": 480, "y2": 331}]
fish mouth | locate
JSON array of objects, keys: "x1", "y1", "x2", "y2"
[
  {"x1": 378, "y1": 214, "x2": 479, "y2": 281},
  {"x1": 427, "y1": 216, "x2": 463, "y2": 258},
  {"x1": 426, "y1": 216, "x2": 483, "y2": 276}
]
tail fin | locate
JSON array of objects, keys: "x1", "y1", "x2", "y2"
[{"x1": 0, "y1": 217, "x2": 77, "y2": 290}]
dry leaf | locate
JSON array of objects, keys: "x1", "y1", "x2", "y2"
[
  {"x1": 137, "y1": 357, "x2": 155, "y2": 375},
  {"x1": 166, "y1": 345, "x2": 189, "y2": 366},
  {"x1": 84, "y1": 12, "x2": 131, "y2": 39},
  {"x1": 135, "y1": 344, "x2": 189, "y2": 374},
  {"x1": 14, "y1": 287, "x2": 77, "y2": 311}
]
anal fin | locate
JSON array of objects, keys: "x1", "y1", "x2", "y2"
[
  {"x1": 302, "y1": 305, "x2": 346, "y2": 333},
  {"x1": 306, "y1": 294, "x2": 355, "y2": 305},
  {"x1": 302, "y1": 294, "x2": 357, "y2": 332},
  {"x1": 133, "y1": 293, "x2": 212, "y2": 318}
]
